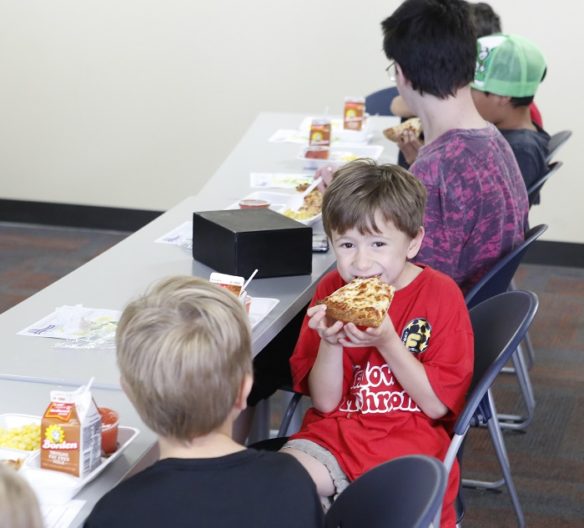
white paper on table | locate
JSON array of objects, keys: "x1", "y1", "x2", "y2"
[
  {"x1": 41, "y1": 500, "x2": 86, "y2": 528},
  {"x1": 250, "y1": 172, "x2": 314, "y2": 190},
  {"x1": 249, "y1": 298, "x2": 279, "y2": 329},
  {"x1": 17, "y1": 306, "x2": 121, "y2": 340},
  {"x1": 268, "y1": 129, "x2": 306, "y2": 144},
  {"x1": 155, "y1": 221, "x2": 193, "y2": 249}
]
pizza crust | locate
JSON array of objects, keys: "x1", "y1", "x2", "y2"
[
  {"x1": 383, "y1": 117, "x2": 423, "y2": 143},
  {"x1": 321, "y1": 277, "x2": 395, "y2": 328}
]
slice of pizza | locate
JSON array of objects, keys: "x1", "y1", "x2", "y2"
[
  {"x1": 321, "y1": 276, "x2": 395, "y2": 328},
  {"x1": 383, "y1": 117, "x2": 423, "y2": 143}
]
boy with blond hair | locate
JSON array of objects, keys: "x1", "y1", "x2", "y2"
[
  {"x1": 85, "y1": 276, "x2": 322, "y2": 528},
  {"x1": 282, "y1": 160, "x2": 474, "y2": 527},
  {"x1": 0, "y1": 464, "x2": 43, "y2": 528}
]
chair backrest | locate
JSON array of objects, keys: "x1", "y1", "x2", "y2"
[
  {"x1": 464, "y1": 224, "x2": 548, "y2": 309},
  {"x1": 545, "y1": 130, "x2": 572, "y2": 163},
  {"x1": 365, "y1": 87, "x2": 399, "y2": 116},
  {"x1": 527, "y1": 160, "x2": 563, "y2": 205},
  {"x1": 325, "y1": 455, "x2": 447, "y2": 528},
  {"x1": 454, "y1": 291, "x2": 538, "y2": 441}
]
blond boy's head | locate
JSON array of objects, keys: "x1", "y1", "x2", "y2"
[
  {"x1": 323, "y1": 159, "x2": 426, "y2": 239},
  {"x1": 0, "y1": 464, "x2": 43, "y2": 528},
  {"x1": 116, "y1": 276, "x2": 252, "y2": 442}
]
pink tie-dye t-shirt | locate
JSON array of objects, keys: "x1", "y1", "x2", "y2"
[{"x1": 411, "y1": 124, "x2": 528, "y2": 293}]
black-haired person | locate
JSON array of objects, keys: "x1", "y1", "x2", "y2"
[{"x1": 381, "y1": 0, "x2": 528, "y2": 294}]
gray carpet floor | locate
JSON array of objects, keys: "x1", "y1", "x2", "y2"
[{"x1": 1, "y1": 222, "x2": 583, "y2": 527}]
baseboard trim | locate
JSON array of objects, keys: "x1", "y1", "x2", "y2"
[
  {"x1": 523, "y1": 240, "x2": 584, "y2": 268},
  {"x1": 0, "y1": 199, "x2": 163, "y2": 232},
  {"x1": 2, "y1": 199, "x2": 583, "y2": 268}
]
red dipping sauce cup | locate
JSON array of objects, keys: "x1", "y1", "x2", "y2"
[
  {"x1": 99, "y1": 407, "x2": 119, "y2": 455},
  {"x1": 239, "y1": 199, "x2": 270, "y2": 209}
]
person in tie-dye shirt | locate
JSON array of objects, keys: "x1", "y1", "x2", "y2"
[{"x1": 379, "y1": 0, "x2": 528, "y2": 294}]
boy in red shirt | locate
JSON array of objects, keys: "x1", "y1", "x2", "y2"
[{"x1": 282, "y1": 160, "x2": 474, "y2": 527}]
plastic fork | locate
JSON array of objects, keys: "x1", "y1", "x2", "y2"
[{"x1": 286, "y1": 177, "x2": 322, "y2": 211}]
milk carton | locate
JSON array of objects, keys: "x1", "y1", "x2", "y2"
[{"x1": 41, "y1": 383, "x2": 102, "y2": 477}]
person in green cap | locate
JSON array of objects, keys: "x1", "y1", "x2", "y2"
[{"x1": 471, "y1": 33, "x2": 550, "y2": 204}]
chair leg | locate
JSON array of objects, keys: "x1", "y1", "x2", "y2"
[
  {"x1": 497, "y1": 345, "x2": 536, "y2": 431},
  {"x1": 487, "y1": 414, "x2": 526, "y2": 527},
  {"x1": 463, "y1": 394, "x2": 525, "y2": 527},
  {"x1": 522, "y1": 331, "x2": 536, "y2": 369},
  {"x1": 277, "y1": 392, "x2": 302, "y2": 437},
  {"x1": 462, "y1": 391, "x2": 504, "y2": 491}
]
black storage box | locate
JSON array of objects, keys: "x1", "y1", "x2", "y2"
[{"x1": 192, "y1": 208, "x2": 312, "y2": 278}]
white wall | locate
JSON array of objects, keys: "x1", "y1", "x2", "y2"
[{"x1": 0, "y1": 0, "x2": 581, "y2": 243}]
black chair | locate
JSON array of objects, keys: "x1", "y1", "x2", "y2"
[
  {"x1": 465, "y1": 224, "x2": 547, "y2": 431},
  {"x1": 437, "y1": 290, "x2": 539, "y2": 528},
  {"x1": 325, "y1": 455, "x2": 446, "y2": 528},
  {"x1": 545, "y1": 130, "x2": 572, "y2": 163},
  {"x1": 526, "y1": 160, "x2": 563, "y2": 206},
  {"x1": 365, "y1": 87, "x2": 399, "y2": 116}
]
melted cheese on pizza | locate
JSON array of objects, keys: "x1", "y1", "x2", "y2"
[
  {"x1": 383, "y1": 117, "x2": 423, "y2": 143},
  {"x1": 322, "y1": 277, "x2": 395, "y2": 328}
]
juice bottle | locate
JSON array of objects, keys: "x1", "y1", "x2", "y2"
[
  {"x1": 343, "y1": 97, "x2": 366, "y2": 131},
  {"x1": 308, "y1": 118, "x2": 332, "y2": 147}
]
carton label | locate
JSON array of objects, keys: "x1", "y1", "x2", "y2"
[{"x1": 41, "y1": 389, "x2": 101, "y2": 477}]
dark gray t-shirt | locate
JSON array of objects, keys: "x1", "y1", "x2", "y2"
[{"x1": 500, "y1": 126, "x2": 551, "y2": 204}]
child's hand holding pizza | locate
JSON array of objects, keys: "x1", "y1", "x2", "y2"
[{"x1": 307, "y1": 304, "x2": 347, "y2": 345}]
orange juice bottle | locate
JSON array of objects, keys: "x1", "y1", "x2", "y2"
[
  {"x1": 343, "y1": 97, "x2": 366, "y2": 131},
  {"x1": 308, "y1": 118, "x2": 331, "y2": 147}
]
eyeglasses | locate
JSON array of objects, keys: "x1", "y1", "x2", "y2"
[{"x1": 385, "y1": 61, "x2": 396, "y2": 83}]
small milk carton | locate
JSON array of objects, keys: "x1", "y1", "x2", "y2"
[{"x1": 41, "y1": 384, "x2": 102, "y2": 477}]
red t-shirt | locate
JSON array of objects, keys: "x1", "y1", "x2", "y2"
[
  {"x1": 289, "y1": 266, "x2": 474, "y2": 527},
  {"x1": 530, "y1": 102, "x2": 543, "y2": 128}
]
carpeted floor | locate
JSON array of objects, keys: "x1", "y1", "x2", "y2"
[{"x1": 1, "y1": 222, "x2": 583, "y2": 527}]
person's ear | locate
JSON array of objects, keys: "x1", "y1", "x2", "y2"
[
  {"x1": 234, "y1": 373, "x2": 253, "y2": 412},
  {"x1": 496, "y1": 95, "x2": 512, "y2": 107},
  {"x1": 395, "y1": 63, "x2": 410, "y2": 86},
  {"x1": 407, "y1": 226, "x2": 425, "y2": 259}
]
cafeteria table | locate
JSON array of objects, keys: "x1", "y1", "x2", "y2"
[{"x1": 0, "y1": 111, "x2": 399, "y2": 527}]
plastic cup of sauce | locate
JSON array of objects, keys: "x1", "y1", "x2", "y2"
[
  {"x1": 99, "y1": 407, "x2": 119, "y2": 455},
  {"x1": 239, "y1": 199, "x2": 270, "y2": 209}
]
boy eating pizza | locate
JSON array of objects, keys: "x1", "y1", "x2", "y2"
[{"x1": 281, "y1": 160, "x2": 474, "y2": 527}]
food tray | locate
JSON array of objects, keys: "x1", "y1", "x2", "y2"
[
  {"x1": 0, "y1": 413, "x2": 41, "y2": 430},
  {"x1": 0, "y1": 414, "x2": 41, "y2": 460},
  {"x1": 227, "y1": 191, "x2": 322, "y2": 227},
  {"x1": 21, "y1": 425, "x2": 139, "y2": 504},
  {"x1": 0, "y1": 447, "x2": 36, "y2": 470},
  {"x1": 297, "y1": 144, "x2": 384, "y2": 170}
]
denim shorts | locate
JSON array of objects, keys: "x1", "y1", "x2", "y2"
[{"x1": 282, "y1": 438, "x2": 350, "y2": 509}]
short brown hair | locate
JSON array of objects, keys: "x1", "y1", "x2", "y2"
[
  {"x1": 323, "y1": 159, "x2": 427, "y2": 239},
  {"x1": 116, "y1": 276, "x2": 252, "y2": 441}
]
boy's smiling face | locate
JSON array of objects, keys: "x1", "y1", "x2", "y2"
[{"x1": 331, "y1": 210, "x2": 424, "y2": 290}]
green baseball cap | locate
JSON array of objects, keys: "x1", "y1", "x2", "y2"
[{"x1": 472, "y1": 34, "x2": 546, "y2": 97}]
